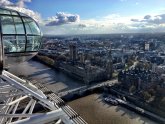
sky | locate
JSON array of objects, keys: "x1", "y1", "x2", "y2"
[{"x1": 1, "y1": 0, "x2": 165, "y2": 35}]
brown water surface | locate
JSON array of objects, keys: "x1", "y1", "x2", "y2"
[{"x1": 68, "y1": 94, "x2": 157, "y2": 124}]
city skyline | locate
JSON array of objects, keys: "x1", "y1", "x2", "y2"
[{"x1": 1, "y1": 0, "x2": 165, "y2": 35}]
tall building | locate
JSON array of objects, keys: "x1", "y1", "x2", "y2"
[
  {"x1": 106, "y1": 45, "x2": 113, "y2": 79},
  {"x1": 80, "y1": 52, "x2": 85, "y2": 63},
  {"x1": 69, "y1": 42, "x2": 77, "y2": 61},
  {"x1": 145, "y1": 42, "x2": 150, "y2": 51},
  {"x1": 152, "y1": 63, "x2": 157, "y2": 72}
]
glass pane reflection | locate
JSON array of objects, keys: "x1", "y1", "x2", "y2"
[
  {"x1": 13, "y1": 17, "x2": 25, "y2": 34},
  {"x1": 11, "y1": 11, "x2": 18, "y2": 15},
  {"x1": 23, "y1": 18, "x2": 40, "y2": 35},
  {"x1": 1, "y1": 16, "x2": 15, "y2": 34},
  {"x1": 3, "y1": 36, "x2": 26, "y2": 53},
  {"x1": 26, "y1": 36, "x2": 41, "y2": 51},
  {"x1": 0, "y1": 9, "x2": 11, "y2": 14}
]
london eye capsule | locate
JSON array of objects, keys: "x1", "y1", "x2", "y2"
[{"x1": 0, "y1": 7, "x2": 42, "y2": 70}]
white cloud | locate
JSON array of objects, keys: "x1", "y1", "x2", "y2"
[
  {"x1": 0, "y1": 0, "x2": 42, "y2": 23},
  {"x1": 46, "y1": 12, "x2": 80, "y2": 26},
  {"x1": 0, "y1": 0, "x2": 13, "y2": 6},
  {"x1": 103, "y1": 14, "x2": 134, "y2": 24},
  {"x1": 66, "y1": 13, "x2": 165, "y2": 34},
  {"x1": 7, "y1": 6, "x2": 42, "y2": 23},
  {"x1": 131, "y1": 14, "x2": 165, "y2": 24},
  {"x1": 41, "y1": 12, "x2": 165, "y2": 35},
  {"x1": 16, "y1": 0, "x2": 32, "y2": 8}
]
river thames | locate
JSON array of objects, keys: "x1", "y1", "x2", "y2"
[
  {"x1": 9, "y1": 60, "x2": 158, "y2": 124},
  {"x1": 68, "y1": 94, "x2": 157, "y2": 124}
]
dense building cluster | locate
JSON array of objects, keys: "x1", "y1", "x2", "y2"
[
  {"x1": 38, "y1": 37, "x2": 113, "y2": 84},
  {"x1": 38, "y1": 33, "x2": 165, "y2": 86},
  {"x1": 118, "y1": 68, "x2": 160, "y2": 92}
]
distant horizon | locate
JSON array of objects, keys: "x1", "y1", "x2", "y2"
[{"x1": 43, "y1": 32, "x2": 165, "y2": 37}]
